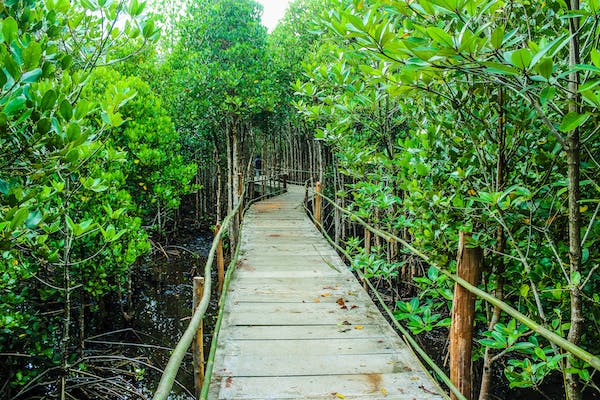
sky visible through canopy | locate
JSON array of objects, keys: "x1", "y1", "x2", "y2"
[{"x1": 257, "y1": 0, "x2": 291, "y2": 31}]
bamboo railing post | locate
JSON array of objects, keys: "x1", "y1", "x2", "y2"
[
  {"x1": 450, "y1": 232, "x2": 482, "y2": 400},
  {"x1": 314, "y1": 181, "x2": 322, "y2": 227},
  {"x1": 283, "y1": 174, "x2": 287, "y2": 189},
  {"x1": 192, "y1": 277, "x2": 205, "y2": 397},
  {"x1": 214, "y1": 223, "x2": 225, "y2": 294}
]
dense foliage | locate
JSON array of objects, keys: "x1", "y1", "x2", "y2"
[
  {"x1": 294, "y1": 0, "x2": 600, "y2": 398},
  {"x1": 0, "y1": 0, "x2": 196, "y2": 396},
  {"x1": 2, "y1": 0, "x2": 598, "y2": 398}
]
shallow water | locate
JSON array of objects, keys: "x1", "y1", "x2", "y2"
[{"x1": 87, "y1": 230, "x2": 214, "y2": 399}]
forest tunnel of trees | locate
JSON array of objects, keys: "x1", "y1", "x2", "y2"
[{"x1": 1, "y1": 0, "x2": 600, "y2": 399}]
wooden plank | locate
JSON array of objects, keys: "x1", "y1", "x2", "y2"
[
  {"x1": 233, "y1": 270, "x2": 342, "y2": 278},
  {"x1": 223, "y1": 338, "x2": 396, "y2": 356},
  {"x1": 226, "y1": 310, "x2": 378, "y2": 326},
  {"x1": 217, "y1": 374, "x2": 444, "y2": 400},
  {"x1": 229, "y1": 289, "x2": 371, "y2": 304},
  {"x1": 224, "y1": 324, "x2": 390, "y2": 340},
  {"x1": 217, "y1": 352, "x2": 416, "y2": 377},
  {"x1": 208, "y1": 185, "x2": 444, "y2": 399}
]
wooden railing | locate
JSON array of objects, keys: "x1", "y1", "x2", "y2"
[
  {"x1": 305, "y1": 182, "x2": 600, "y2": 399},
  {"x1": 152, "y1": 175, "x2": 286, "y2": 400}
]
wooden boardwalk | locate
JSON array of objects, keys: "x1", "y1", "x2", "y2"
[{"x1": 208, "y1": 185, "x2": 445, "y2": 399}]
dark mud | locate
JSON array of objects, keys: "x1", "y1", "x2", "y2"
[{"x1": 86, "y1": 228, "x2": 215, "y2": 399}]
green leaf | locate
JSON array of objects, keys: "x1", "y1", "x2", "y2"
[
  {"x1": 510, "y1": 49, "x2": 532, "y2": 70},
  {"x1": 482, "y1": 62, "x2": 519, "y2": 76},
  {"x1": 591, "y1": 48, "x2": 600, "y2": 68},
  {"x1": 41, "y1": 90, "x2": 57, "y2": 111},
  {"x1": 23, "y1": 41, "x2": 42, "y2": 70},
  {"x1": 2, "y1": 16, "x2": 19, "y2": 43},
  {"x1": 21, "y1": 68, "x2": 42, "y2": 83},
  {"x1": 519, "y1": 284, "x2": 530, "y2": 298},
  {"x1": 0, "y1": 178, "x2": 9, "y2": 195},
  {"x1": 534, "y1": 346, "x2": 547, "y2": 361},
  {"x1": 540, "y1": 86, "x2": 556, "y2": 106},
  {"x1": 25, "y1": 210, "x2": 43, "y2": 229},
  {"x1": 490, "y1": 26, "x2": 504, "y2": 49},
  {"x1": 4, "y1": 96, "x2": 26, "y2": 116},
  {"x1": 59, "y1": 99, "x2": 73, "y2": 120},
  {"x1": 571, "y1": 271, "x2": 581, "y2": 286},
  {"x1": 560, "y1": 112, "x2": 590, "y2": 132},
  {"x1": 427, "y1": 27, "x2": 453, "y2": 48},
  {"x1": 537, "y1": 57, "x2": 553, "y2": 79},
  {"x1": 11, "y1": 207, "x2": 29, "y2": 229},
  {"x1": 142, "y1": 19, "x2": 155, "y2": 39}
]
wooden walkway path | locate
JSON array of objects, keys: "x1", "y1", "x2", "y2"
[{"x1": 208, "y1": 185, "x2": 445, "y2": 399}]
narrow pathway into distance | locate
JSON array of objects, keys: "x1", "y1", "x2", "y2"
[{"x1": 208, "y1": 185, "x2": 444, "y2": 399}]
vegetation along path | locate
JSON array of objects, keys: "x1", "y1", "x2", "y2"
[{"x1": 208, "y1": 185, "x2": 444, "y2": 399}]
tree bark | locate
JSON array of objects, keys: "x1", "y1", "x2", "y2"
[
  {"x1": 451, "y1": 232, "x2": 482, "y2": 400},
  {"x1": 479, "y1": 86, "x2": 506, "y2": 400},
  {"x1": 566, "y1": 2, "x2": 583, "y2": 399}
]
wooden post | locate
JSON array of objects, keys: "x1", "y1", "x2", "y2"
[
  {"x1": 283, "y1": 174, "x2": 287, "y2": 189},
  {"x1": 215, "y1": 223, "x2": 225, "y2": 294},
  {"x1": 363, "y1": 227, "x2": 371, "y2": 289},
  {"x1": 304, "y1": 184, "x2": 309, "y2": 210},
  {"x1": 248, "y1": 181, "x2": 255, "y2": 201},
  {"x1": 192, "y1": 277, "x2": 205, "y2": 397},
  {"x1": 450, "y1": 232, "x2": 482, "y2": 400},
  {"x1": 314, "y1": 181, "x2": 322, "y2": 226},
  {"x1": 237, "y1": 173, "x2": 243, "y2": 225}
]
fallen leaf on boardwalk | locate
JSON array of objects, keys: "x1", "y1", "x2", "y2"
[
  {"x1": 336, "y1": 298, "x2": 347, "y2": 309},
  {"x1": 340, "y1": 328, "x2": 351, "y2": 333},
  {"x1": 354, "y1": 325, "x2": 364, "y2": 330},
  {"x1": 324, "y1": 285, "x2": 339, "y2": 290},
  {"x1": 313, "y1": 298, "x2": 321, "y2": 303},
  {"x1": 381, "y1": 387, "x2": 388, "y2": 396},
  {"x1": 341, "y1": 320, "x2": 351, "y2": 325},
  {"x1": 350, "y1": 305, "x2": 358, "y2": 309},
  {"x1": 321, "y1": 292, "x2": 331, "y2": 297},
  {"x1": 333, "y1": 392, "x2": 346, "y2": 399}
]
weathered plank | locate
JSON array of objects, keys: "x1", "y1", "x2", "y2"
[
  {"x1": 217, "y1": 373, "x2": 442, "y2": 400},
  {"x1": 208, "y1": 185, "x2": 445, "y2": 400}
]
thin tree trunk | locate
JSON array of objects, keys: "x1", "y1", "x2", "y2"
[
  {"x1": 479, "y1": 87, "x2": 507, "y2": 400},
  {"x1": 566, "y1": 2, "x2": 583, "y2": 399}
]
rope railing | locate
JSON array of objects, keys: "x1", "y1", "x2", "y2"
[
  {"x1": 306, "y1": 185, "x2": 600, "y2": 373},
  {"x1": 152, "y1": 176, "x2": 286, "y2": 400}
]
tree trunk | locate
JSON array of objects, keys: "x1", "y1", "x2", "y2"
[
  {"x1": 566, "y1": 2, "x2": 583, "y2": 399},
  {"x1": 479, "y1": 86, "x2": 506, "y2": 400}
]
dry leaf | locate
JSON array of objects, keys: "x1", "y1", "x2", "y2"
[
  {"x1": 342, "y1": 320, "x2": 351, "y2": 325},
  {"x1": 350, "y1": 305, "x2": 358, "y2": 310},
  {"x1": 333, "y1": 392, "x2": 346, "y2": 399},
  {"x1": 321, "y1": 292, "x2": 331, "y2": 297},
  {"x1": 313, "y1": 298, "x2": 321, "y2": 303},
  {"x1": 336, "y1": 298, "x2": 348, "y2": 309},
  {"x1": 354, "y1": 325, "x2": 364, "y2": 330},
  {"x1": 381, "y1": 387, "x2": 388, "y2": 396}
]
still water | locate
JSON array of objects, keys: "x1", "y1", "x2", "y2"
[{"x1": 88, "y1": 232, "x2": 214, "y2": 399}]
